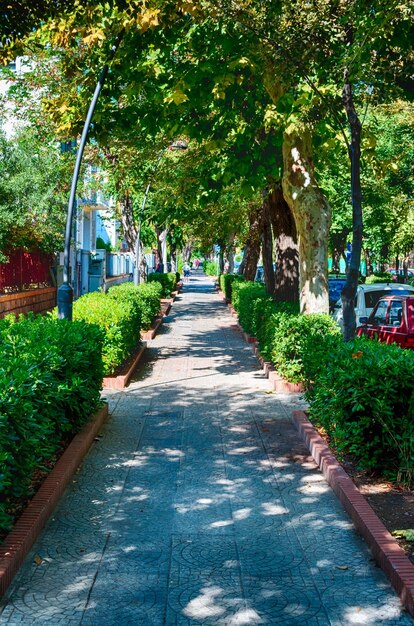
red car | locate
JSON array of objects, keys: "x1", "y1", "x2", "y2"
[{"x1": 357, "y1": 295, "x2": 414, "y2": 348}]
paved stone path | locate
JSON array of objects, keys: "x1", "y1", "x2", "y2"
[{"x1": 0, "y1": 274, "x2": 412, "y2": 625}]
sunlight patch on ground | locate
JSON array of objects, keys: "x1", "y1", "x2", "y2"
[
  {"x1": 183, "y1": 586, "x2": 227, "y2": 618},
  {"x1": 261, "y1": 502, "x2": 289, "y2": 516}
]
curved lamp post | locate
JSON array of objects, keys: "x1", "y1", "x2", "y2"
[
  {"x1": 57, "y1": 30, "x2": 124, "y2": 320},
  {"x1": 134, "y1": 140, "x2": 188, "y2": 285}
]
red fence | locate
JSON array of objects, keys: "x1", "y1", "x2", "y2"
[{"x1": 0, "y1": 250, "x2": 54, "y2": 294}]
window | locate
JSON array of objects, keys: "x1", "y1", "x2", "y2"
[
  {"x1": 388, "y1": 301, "x2": 403, "y2": 326},
  {"x1": 370, "y1": 300, "x2": 388, "y2": 325}
]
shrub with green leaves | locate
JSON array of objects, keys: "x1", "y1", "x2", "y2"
[
  {"x1": 308, "y1": 337, "x2": 414, "y2": 484},
  {"x1": 271, "y1": 313, "x2": 341, "y2": 383},
  {"x1": 108, "y1": 281, "x2": 162, "y2": 330},
  {"x1": 231, "y1": 281, "x2": 267, "y2": 336},
  {"x1": 219, "y1": 273, "x2": 245, "y2": 300},
  {"x1": 204, "y1": 261, "x2": 218, "y2": 276},
  {"x1": 72, "y1": 291, "x2": 141, "y2": 375},
  {"x1": 253, "y1": 300, "x2": 300, "y2": 361},
  {"x1": 147, "y1": 272, "x2": 177, "y2": 297},
  {"x1": 0, "y1": 315, "x2": 103, "y2": 530},
  {"x1": 365, "y1": 272, "x2": 393, "y2": 284}
]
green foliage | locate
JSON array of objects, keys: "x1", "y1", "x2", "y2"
[
  {"x1": 72, "y1": 291, "x2": 141, "y2": 375},
  {"x1": 147, "y1": 272, "x2": 177, "y2": 297},
  {"x1": 253, "y1": 300, "x2": 300, "y2": 361},
  {"x1": 271, "y1": 313, "x2": 342, "y2": 383},
  {"x1": 0, "y1": 129, "x2": 68, "y2": 258},
  {"x1": 96, "y1": 237, "x2": 112, "y2": 252},
  {"x1": 231, "y1": 281, "x2": 267, "y2": 336},
  {"x1": 308, "y1": 337, "x2": 414, "y2": 484},
  {"x1": 108, "y1": 281, "x2": 162, "y2": 331},
  {"x1": 219, "y1": 273, "x2": 245, "y2": 301},
  {"x1": 204, "y1": 261, "x2": 218, "y2": 276},
  {"x1": 365, "y1": 272, "x2": 393, "y2": 284},
  {"x1": 175, "y1": 271, "x2": 181, "y2": 284},
  {"x1": 0, "y1": 315, "x2": 103, "y2": 530}
]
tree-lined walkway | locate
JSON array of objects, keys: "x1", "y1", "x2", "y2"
[{"x1": 0, "y1": 274, "x2": 411, "y2": 625}]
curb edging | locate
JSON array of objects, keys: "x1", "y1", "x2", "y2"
[
  {"x1": 102, "y1": 342, "x2": 147, "y2": 390},
  {"x1": 223, "y1": 295, "x2": 305, "y2": 394},
  {"x1": 0, "y1": 404, "x2": 109, "y2": 599},
  {"x1": 141, "y1": 315, "x2": 163, "y2": 341},
  {"x1": 292, "y1": 409, "x2": 414, "y2": 617}
]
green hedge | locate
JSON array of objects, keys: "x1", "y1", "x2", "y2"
[
  {"x1": 365, "y1": 272, "x2": 393, "y2": 284},
  {"x1": 0, "y1": 315, "x2": 103, "y2": 530},
  {"x1": 147, "y1": 272, "x2": 177, "y2": 297},
  {"x1": 72, "y1": 291, "x2": 142, "y2": 375},
  {"x1": 228, "y1": 279, "x2": 414, "y2": 485},
  {"x1": 253, "y1": 299, "x2": 300, "y2": 361},
  {"x1": 204, "y1": 261, "x2": 218, "y2": 276},
  {"x1": 108, "y1": 281, "x2": 162, "y2": 331},
  {"x1": 219, "y1": 273, "x2": 245, "y2": 300},
  {"x1": 231, "y1": 281, "x2": 267, "y2": 336},
  {"x1": 308, "y1": 337, "x2": 414, "y2": 483},
  {"x1": 271, "y1": 313, "x2": 341, "y2": 383}
]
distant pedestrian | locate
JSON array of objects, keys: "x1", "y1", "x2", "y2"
[
  {"x1": 183, "y1": 262, "x2": 191, "y2": 283},
  {"x1": 194, "y1": 258, "x2": 200, "y2": 271}
]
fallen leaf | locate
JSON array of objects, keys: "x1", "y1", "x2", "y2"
[
  {"x1": 335, "y1": 565, "x2": 349, "y2": 570},
  {"x1": 34, "y1": 555, "x2": 43, "y2": 566}
]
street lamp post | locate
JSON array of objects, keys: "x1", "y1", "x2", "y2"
[
  {"x1": 57, "y1": 30, "x2": 124, "y2": 320},
  {"x1": 133, "y1": 140, "x2": 187, "y2": 285}
]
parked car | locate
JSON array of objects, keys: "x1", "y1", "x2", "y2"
[
  {"x1": 357, "y1": 295, "x2": 414, "y2": 349},
  {"x1": 388, "y1": 268, "x2": 414, "y2": 282},
  {"x1": 332, "y1": 282, "x2": 414, "y2": 329}
]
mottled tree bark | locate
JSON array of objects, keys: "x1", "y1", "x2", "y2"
[
  {"x1": 119, "y1": 192, "x2": 136, "y2": 253},
  {"x1": 261, "y1": 194, "x2": 275, "y2": 295},
  {"x1": 170, "y1": 241, "x2": 177, "y2": 273},
  {"x1": 282, "y1": 126, "x2": 331, "y2": 314},
  {"x1": 243, "y1": 205, "x2": 263, "y2": 281},
  {"x1": 226, "y1": 232, "x2": 235, "y2": 274},
  {"x1": 268, "y1": 185, "x2": 299, "y2": 302},
  {"x1": 238, "y1": 246, "x2": 246, "y2": 275}
]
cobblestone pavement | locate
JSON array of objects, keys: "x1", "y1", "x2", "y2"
[{"x1": 0, "y1": 274, "x2": 412, "y2": 625}]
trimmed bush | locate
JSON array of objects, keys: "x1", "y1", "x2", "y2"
[
  {"x1": 147, "y1": 272, "x2": 177, "y2": 297},
  {"x1": 204, "y1": 261, "x2": 218, "y2": 276},
  {"x1": 308, "y1": 337, "x2": 414, "y2": 484},
  {"x1": 219, "y1": 273, "x2": 245, "y2": 301},
  {"x1": 72, "y1": 291, "x2": 141, "y2": 375},
  {"x1": 0, "y1": 315, "x2": 103, "y2": 530},
  {"x1": 365, "y1": 272, "x2": 393, "y2": 284},
  {"x1": 176, "y1": 271, "x2": 181, "y2": 284},
  {"x1": 271, "y1": 313, "x2": 341, "y2": 383},
  {"x1": 231, "y1": 281, "x2": 267, "y2": 336},
  {"x1": 253, "y1": 300, "x2": 300, "y2": 361},
  {"x1": 108, "y1": 281, "x2": 162, "y2": 331}
]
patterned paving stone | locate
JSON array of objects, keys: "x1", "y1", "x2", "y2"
[{"x1": 0, "y1": 274, "x2": 412, "y2": 624}]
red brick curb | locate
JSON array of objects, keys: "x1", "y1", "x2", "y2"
[
  {"x1": 292, "y1": 409, "x2": 414, "y2": 617},
  {"x1": 161, "y1": 299, "x2": 173, "y2": 316},
  {"x1": 0, "y1": 404, "x2": 109, "y2": 599},
  {"x1": 102, "y1": 342, "x2": 147, "y2": 390},
  {"x1": 141, "y1": 315, "x2": 163, "y2": 341}
]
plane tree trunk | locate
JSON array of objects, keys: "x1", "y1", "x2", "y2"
[
  {"x1": 282, "y1": 125, "x2": 331, "y2": 313},
  {"x1": 268, "y1": 184, "x2": 299, "y2": 303}
]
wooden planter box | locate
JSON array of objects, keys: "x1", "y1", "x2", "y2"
[
  {"x1": 102, "y1": 342, "x2": 147, "y2": 390},
  {"x1": 0, "y1": 404, "x2": 108, "y2": 599}
]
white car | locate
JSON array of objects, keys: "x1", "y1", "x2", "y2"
[{"x1": 332, "y1": 282, "x2": 414, "y2": 329}]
